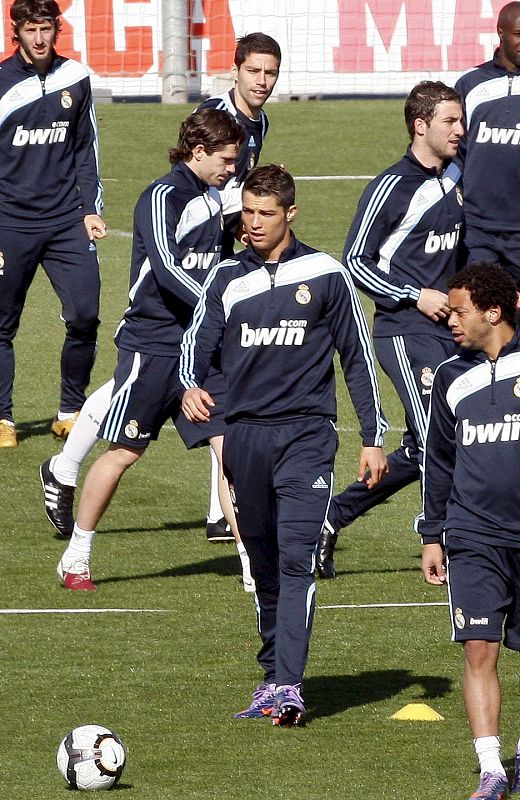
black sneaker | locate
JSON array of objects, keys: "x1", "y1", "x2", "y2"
[
  {"x1": 316, "y1": 520, "x2": 338, "y2": 579},
  {"x1": 39, "y1": 458, "x2": 75, "y2": 538},
  {"x1": 206, "y1": 516, "x2": 234, "y2": 542}
]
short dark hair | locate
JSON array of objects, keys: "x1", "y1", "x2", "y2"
[
  {"x1": 10, "y1": 0, "x2": 62, "y2": 43},
  {"x1": 404, "y1": 81, "x2": 461, "y2": 139},
  {"x1": 234, "y1": 32, "x2": 281, "y2": 68},
  {"x1": 169, "y1": 109, "x2": 244, "y2": 165},
  {"x1": 448, "y1": 263, "x2": 518, "y2": 327},
  {"x1": 242, "y1": 164, "x2": 295, "y2": 209}
]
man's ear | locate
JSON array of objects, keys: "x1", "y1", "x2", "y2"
[
  {"x1": 192, "y1": 143, "x2": 205, "y2": 162},
  {"x1": 414, "y1": 117, "x2": 427, "y2": 136}
]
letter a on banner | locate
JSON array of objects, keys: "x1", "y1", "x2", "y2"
[{"x1": 334, "y1": 0, "x2": 442, "y2": 71}]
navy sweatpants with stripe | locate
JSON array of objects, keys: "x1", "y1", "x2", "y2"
[
  {"x1": 329, "y1": 334, "x2": 456, "y2": 531},
  {"x1": 0, "y1": 221, "x2": 100, "y2": 420},
  {"x1": 223, "y1": 415, "x2": 338, "y2": 686}
]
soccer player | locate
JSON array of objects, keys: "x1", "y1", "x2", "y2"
[
  {"x1": 180, "y1": 164, "x2": 387, "y2": 726},
  {"x1": 317, "y1": 81, "x2": 464, "y2": 579},
  {"x1": 197, "y1": 32, "x2": 281, "y2": 258},
  {"x1": 197, "y1": 31, "x2": 281, "y2": 541},
  {"x1": 0, "y1": 0, "x2": 105, "y2": 448},
  {"x1": 455, "y1": 1, "x2": 520, "y2": 287},
  {"x1": 418, "y1": 264, "x2": 520, "y2": 800},
  {"x1": 55, "y1": 108, "x2": 245, "y2": 592}
]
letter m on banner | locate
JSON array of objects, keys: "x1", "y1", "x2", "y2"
[{"x1": 334, "y1": 0, "x2": 442, "y2": 71}]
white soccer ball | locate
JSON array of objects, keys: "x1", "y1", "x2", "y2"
[{"x1": 56, "y1": 724, "x2": 126, "y2": 791}]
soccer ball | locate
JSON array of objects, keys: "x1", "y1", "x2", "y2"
[{"x1": 56, "y1": 724, "x2": 126, "y2": 791}]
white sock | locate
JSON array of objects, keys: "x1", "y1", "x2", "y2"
[
  {"x1": 62, "y1": 524, "x2": 96, "y2": 572},
  {"x1": 237, "y1": 542, "x2": 255, "y2": 590},
  {"x1": 516, "y1": 737, "x2": 520, "y2": 756},
  {"x1": 474, "y1": 736, "x2": 505, "y2": 776},
  {"x1": 52, "y1": 380, "x2": 114, "y2": 487},
  {"x1": 207, "y1": 446, "x2": 224, "y2": 523},
  {"x1": 236, "y1": 541, "x2": 249, "y2": 566}
]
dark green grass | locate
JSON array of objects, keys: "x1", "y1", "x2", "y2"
[{"x1": 1, "y1": 101, "x2": 517, "y2": 799}]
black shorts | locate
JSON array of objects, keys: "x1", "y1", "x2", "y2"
[
  {"x1": 98, "y1": 349, "x2": 226, "y2": 450},
  {"x1": 445, "y1": 531, "x2": 520, "y2": 651}
]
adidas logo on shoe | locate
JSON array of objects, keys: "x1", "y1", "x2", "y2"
[
  {"x1": 39, "y1": 459, "x2": 74, "y2": 538},
  {"x1": 312, "y1": 475, "x2": 328, "y2": 489}
]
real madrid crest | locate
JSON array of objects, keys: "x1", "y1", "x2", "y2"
[
  {"x1": 455, "y1": 186, "x2": 463, "y2": 206},
  {"x1": 421, "y1": 367, "x2": 434, "y2": 389},
  {"x1": 454, "y1": 607, "x2": 466, "y2": 630},
  {"x1": 125, "y1": 419, "x2": 139, "y2": 439},
  {"x1": 295, "y1": 283, "x2": 311, "y2": 305},
  {"x1": 61, "y1": 90, "x2": 73, "y2": 109},
  {"x1": 514, "y1": 378, "x2": 520, "y2": 398}
]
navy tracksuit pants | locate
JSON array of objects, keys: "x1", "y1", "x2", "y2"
[
  {"x1": 224, "y1": 415, "x2": 338, "y2": 686},
  {"x1": 329, "y1": 334, "x2": 456, "y2": 531},
  {"x1": 0, "y1": 221, "x2": 100, "y2": 420}
]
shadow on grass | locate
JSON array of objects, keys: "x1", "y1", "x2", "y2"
[
  {"x1": 17, "y1": 417, "x2": 54, "y2": 440},
  {"x1": 49, "y1": 519, "x2": 209, "y2": 541},
  {"x1": 306, "y1": 670, "x2": 452, "y2": 719},
  {"x1": 94, "y1": 553, "x2": 241, "y2": 585},
  {"x1": 96, "y1": 519, "x2": 208, "y2": 535},
  {"x1": 334, "y1": 566, "x2": 419, "y2": 577}
]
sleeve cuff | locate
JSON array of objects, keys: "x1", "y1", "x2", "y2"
[{"x1": 421, "y1": 534, "x2": 442, "y2": 545}]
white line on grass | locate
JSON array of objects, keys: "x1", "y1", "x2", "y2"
[
  {"x1": 0, "y1": 608, "x2": 165, "y2": 615},
  {"x1": 294, "y1": 175, "x2": 375, "y2": 181},
  {"x1": 109, "y1": 228, "x2": 133, "y2": 238},
  {"x1": 0, "y1": 602, "x2": 447, "y2": 615},
  {"x1": 108, "y1": 175, "x2": 374, "y2": 239},
  {"x1": 102, "y1": 176, "x2": 374, "y2": 184},
  {"x1": 319, "y1": 602, "x2": 448, "y2": 609}
]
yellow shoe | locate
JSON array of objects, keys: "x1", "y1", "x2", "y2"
[
  {"x1": 0, "y1": 419, "x2": 17, "y2": 448},
  {"x1": 51, "y1": 412, "x2": 80, "y2": 441}
]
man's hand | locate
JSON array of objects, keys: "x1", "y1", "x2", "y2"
[
  {"x1": 417, "y1": 288, "x2": 450, "y2": 322},
  {"x1": 182, "y1": 387, "x2": 215, "y2": 422},
  {"x1": 421, "y1": 543, "x2": 446, "y2": 585},
  {"x1": 357, "y1": 446, "x2": 388, "y2": 489},
  {"x1": 84, "y1": 214, "x2": 107, "y2": 240}
]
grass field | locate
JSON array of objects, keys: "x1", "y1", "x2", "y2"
[{"x1": 1, "y1": 100, "x2": 518, "y2": 800}]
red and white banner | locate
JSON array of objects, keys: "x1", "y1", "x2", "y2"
[
  {"x1": 0, "y1": 1, "x2": 503, "y2": 98},
  {"x1": 0, "y1": 0, "x2": 163, "y2": 96}
]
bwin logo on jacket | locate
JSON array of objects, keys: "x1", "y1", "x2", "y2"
[
  {"x1": 182, "y1": 251, "x2": 220, "y2": 270},
  {"x1": 476, "y1": 120, "x2": 520, "y2": 145},
  {"x1": 462, "y1": 414, "x2": 520, "y2": 445},
  {"x1": 12, "y1": 124, "x2": 68, "y2": 146},
  {"x1": 240, "y1": 320, "x2": 307, "y2": 347},
  {"x1": 425, "y1": 223, "x2": 461, "y2": 254}
]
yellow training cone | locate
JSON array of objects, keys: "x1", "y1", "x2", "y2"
[{"x1": 390, "y1": 703, "x2": 444, "y2": 721}]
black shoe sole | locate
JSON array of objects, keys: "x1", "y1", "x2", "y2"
[{"x1": 273, "y1": 706, "x2": 306, "y2": 727}]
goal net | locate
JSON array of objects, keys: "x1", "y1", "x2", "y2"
[{"x1": 0, "y1": 0, "x2": 504, "y2": 100}]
